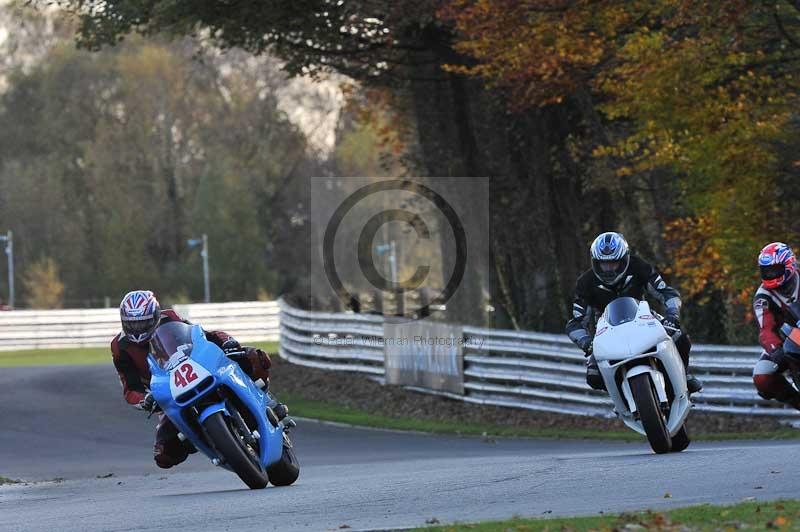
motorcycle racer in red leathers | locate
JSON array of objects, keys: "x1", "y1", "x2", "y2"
[
  {"x1": 752, "y1": 242, "x2": 800, "y2": 410},
  {"x1": 112, "y1": 290, "x2": 284, "y2": 468}
]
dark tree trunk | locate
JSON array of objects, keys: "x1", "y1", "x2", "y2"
[{"x1": 403, "y1": 37, "x2": 615, "y2": 330}]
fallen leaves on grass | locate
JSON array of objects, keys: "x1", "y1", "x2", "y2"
[{"x1": 772, "y1": 515, "x2": 790, "y2": 527}]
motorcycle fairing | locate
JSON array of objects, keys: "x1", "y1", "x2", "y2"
[{"x1": 148, "y1": 325, "x2": 284, "y2": 470}]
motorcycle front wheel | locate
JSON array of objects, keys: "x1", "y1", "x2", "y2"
[
  {"x1": 203, "y1": 411, "x2": 269, "y2": 489},
  {"x1": 630, "y1": 373, "x2": 672, "y2": 454},
  {"x1": 670, "y1": 424, "x2": 691, "y2": 453},
  {"x1": 267, "y1": 433, "x2": 300, "y2": 486}
]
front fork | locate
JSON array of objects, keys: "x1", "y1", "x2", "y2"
[{"x1": 621, "y1": 363, "x2": 669, "y2": 416}]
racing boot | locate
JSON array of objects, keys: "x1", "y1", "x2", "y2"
[
  {"x1": 686, "y1": 374, "x2": 703, "y2": 394},
  {"x1": 273, "y1": 403, "x2": 289, "y2": 421},
  {"x1": 585, "y1": 355, "x2": 606, "y2": 391},
  {"x1": 265, "y1": 390, "x2": 289, "y2": 423},
  {"x1": 785, "y1": 395, "x2": 800, "y2": 412}
]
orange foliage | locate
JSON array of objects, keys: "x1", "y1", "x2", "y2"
[
  {"x1": 438, "y1": 0, "x2": 622, "y2": 108},
  {"x1": 662, "y1": 217, "x2": 727, "y2": 301},
  {"x1": 438, "y1": 0, "x2": 756, "y2": 109},
  {"x1": 440, "y1": 0, "x2": 800, "y2": 324},
  {"x1": 341, "y1": 83, "x2": 414, "y2": 158},
  {"x1": 664, "y1": 216, "x2": 753, "y2": 314}
]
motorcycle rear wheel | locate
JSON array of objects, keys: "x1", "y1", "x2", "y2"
[
  {"x1": 630, "y1": 373, "x2": 672, "y2": 454},
  {"x1": 203, "y1": 411, "x2": 268, "y2": 489}
]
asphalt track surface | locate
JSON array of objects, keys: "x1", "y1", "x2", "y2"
[{"x1": 2, "y1": 365, "x2": 800, "y2": 531}]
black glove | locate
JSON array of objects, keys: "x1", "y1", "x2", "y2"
[
  {"x1": 768, "y1": 346, "x2": 787, "y2": 366},
  {"x1": 577, "y1": 335, "x2": 593, "y2": 356},
  {"x1": 663, "y1": 313, "x2": 681, "y2": 330},
  {"x1": 138, "y1": 392, "x2": 156, "y2": 413},
  {"x1": 221, "y1": 338, "x2": 241, "y2": 353}
]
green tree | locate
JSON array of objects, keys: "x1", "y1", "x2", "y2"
[
  {"x1": 0, "y1": 5, "x2": 319, "y2": 307},
  {"x1": 54, "y1": 0, "x2": 603, "y2": 329}
]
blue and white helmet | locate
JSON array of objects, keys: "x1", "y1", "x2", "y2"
[
  {"x1": 120, "y1": 290, "x2": 161, "y2": 343},
  {"x1": 590, "y1": 232, "x2": 630, "y2": 286}
]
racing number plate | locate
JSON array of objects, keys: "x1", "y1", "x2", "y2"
[{"x1": 169, "y1": 360, "x2": 212, "y2": 398}]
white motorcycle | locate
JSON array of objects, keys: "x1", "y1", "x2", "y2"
[{"x1": 593, "y1": 297, "x2": 691, "y2": 454}]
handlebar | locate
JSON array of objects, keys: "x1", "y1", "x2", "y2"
[{"x1": 662, "y1": 323, "x2": 682, "y2": 342}]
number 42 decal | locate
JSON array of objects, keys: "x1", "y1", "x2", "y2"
[{"x1": 173, "y1": 363, "x2": 198, "y2": 388}]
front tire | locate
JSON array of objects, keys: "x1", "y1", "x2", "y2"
[
  {"x1": 630, "y1": 373, "x2": 672, "y2": 454},
  {"x1": 267, "y1": 434, "x2": 300, "y2": 486},
  {"x1": 670, "y1": 424, "x2": 691, "y2": 452},
  {"x1": 203, "y1": 411, "x2": 268, "y2": 489}
]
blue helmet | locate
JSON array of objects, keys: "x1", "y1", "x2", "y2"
[{"x1": 590, "y1": 232, "x2": 630, "y2": 285}]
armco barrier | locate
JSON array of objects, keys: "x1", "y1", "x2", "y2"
[
  {"x1": 0, "y1": 301, "x2": 279, "y2": 351},
  {"x1": 278, "y1": 298, "x2": 797, "y2": 419}
]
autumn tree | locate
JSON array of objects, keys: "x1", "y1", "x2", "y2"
[
  {"x1": 47, "y1": 0, "x2": 800, "y2": 339},
  {"x1": 23, "y1": 258, "x2": 66, "y2": 309},
  {"x1": 441, "y1": 0, "x2": 800, "y2": 338}
]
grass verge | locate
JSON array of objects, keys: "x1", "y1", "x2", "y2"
[
  {"x1": 0, "y1": 342, "x2": 279, "y2": 367},
  {"x1": 418, "y1": 499, "x2": 800, "y2": 531},
  {"x1": 279, "y1": 393, "x2": 800, "y2": 442},
  {"x1": 0, "y1": 476, "x2": 21, "y2": 485}
]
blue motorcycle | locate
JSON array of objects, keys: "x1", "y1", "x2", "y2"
[{"x1": 147, "y1": 321, "x2": 299, "y2": 489}]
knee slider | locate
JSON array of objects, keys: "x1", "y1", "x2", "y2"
[{"x1": 586, "y1": 369, "x2": 605, "y2": 391}]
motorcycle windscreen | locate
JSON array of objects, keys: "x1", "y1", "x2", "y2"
[
  {"x1": 604, "y1": 297, "x2": 640, "y2": 326},
  {"x1": 150, "y1": 321, "x2": 195, "y2": 370}
]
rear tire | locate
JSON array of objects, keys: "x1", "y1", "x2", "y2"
[
  {"x1": 670, "y1": 424, "x2": 691, "y2": 452},
  {"x1": 630, "y1": 373, "x2": 672, "y2": 454},
  {"x1": 203, "y1": 411, "x2": 268, "y2": 489},
  {"x1": 267, "y1": 434, "x2": 300, "y2": 486}
]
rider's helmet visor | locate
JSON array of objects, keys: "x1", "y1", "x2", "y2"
[
  {"x1": 598, "y1": 260, "x2": 621, "y2": 272},
  {"x1": 761, "y1": 264, "x2": 786, "y2": 281}
]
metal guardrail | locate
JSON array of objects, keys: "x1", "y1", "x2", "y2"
[
  {"x1": 279, "y1": 302, "x2": 385, "y2": 375},
  {"x1": 279, "y1": 299, "x2": 798, "y2": 418},
  {"x1": 0, "y1": 301, "x2": 280, "y2": 351}
]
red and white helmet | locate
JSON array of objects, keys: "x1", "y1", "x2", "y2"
[
  {"x1": 758, "y1": 242, "x2": 797, "y2": 290},
  {"x1": 119, "y1": 290, "x2": 161, "y2": 343}
]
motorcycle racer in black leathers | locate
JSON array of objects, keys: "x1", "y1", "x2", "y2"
[{"x1": 566, "y1": 231, "x2": 702, "y2": 394}]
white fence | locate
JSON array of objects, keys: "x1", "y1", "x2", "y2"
[
  {"x1": 278, "y1": 299, "x2": 797, "y2": 419},
  {"x1": 0, "y1": 301, "x2": 280, "y2": 351}
]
